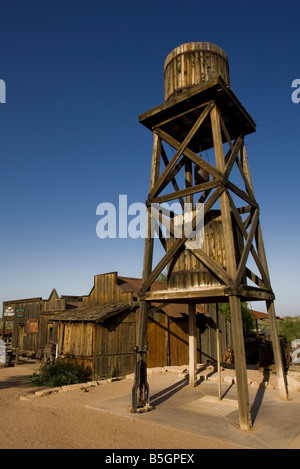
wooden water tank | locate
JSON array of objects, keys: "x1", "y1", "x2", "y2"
[
  {"x1": 166, "y1": 211, "x2": 244, "y2": 290},
  {"x1": 164, "y1": 42, "x2": 230, "y2": 101},
  {"x1": 167, "y1": 212, "x2": 226, "y2": 290}
]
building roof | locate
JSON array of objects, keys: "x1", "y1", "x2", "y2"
[
  {"x1": 2, "y1": 273, "x2": 211, "y2": 322},
  {"x1": 51, "y1": 303, "x2": 133, "y2": 323},
  {"x1": 53, "y1": 275, "x2": 212, "y2": 323},
  {"x1": 118, "y1": 276, "x2": 167, "y2": 296},
  {"x1": 250, "y1": 310, "x2": 282, "y2": 320},
  {"x1": 51, "y1": 301, "x2": 208, "y2": 323}
]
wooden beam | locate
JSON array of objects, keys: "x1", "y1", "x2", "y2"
[
  {"x1": 186, "y1": 244, "x2": 232, "y2": 286},
  {"x1": 239, "y1": 286, "x2": 275, "y2": 301},
  {"x1": 229, "y1": 295, "x2": 252, "y2": 430},
  {"x1": 266, "y1": 300, "x2": 288, "y2": 400},
  {"x1": 227, "y1": 192, "x2": 271, "y2": 289},
  {"x1": 249, "y1": 246, "x2": 271, "y2": 290},
  {"x1": 149, "y1": 102, "x2": 215, "y2": 199},
  {"x1": 189, "y1": 303, "x2": 197, "y2": 387},
  {"x1": 149, "y1": 178, "x2": 222, "y2": 205},
  {"x1": 235, "y1": 154, "x2": 256, "y2": 202},
  {"x1": 142, "y1": 186, "x2": 224, "y2": 292},
  {"x1": 210, "y1": 106, "x2": 237, "y2": 276},
  {"x1": 150, "y1": 202, "x2": 233, "y2": 287},
  {"x1": 144, "y1": 285, "x2": 231, "y2": 302},
  {"x1": 235, "y1": 208, "x2": 259, "y2": 285},
  {"x1": 216, "y1": 304, "x2": 222, "y2": 401},
  {"x1": 226, "y1": 180, "x2": 258, "y2": 208},
  {"x1": 144, "y1": 285, "x2": 275, "y2": 303},
  {"x1": 149, "y1": 303, "x2": 170, "y2": 315},
  {"x1": 149, "y1": 133, "x2": 161, "y2": 191},
  {"x1": 245, "y1": 268, "x2": 266, "y2": 289},
  {"x1": 160, "y1": 144, "x2": 185, "y2": 210},
  {"x1": 138, "y1": 133, "x2": 161, "y2": 350},
  {"x1": 165, "y1": 313, "x2": 170, "y2": 366},
  {"x1": 155, "y1": 128, "x2": 222, "y2": 179},
  {"x1": 238, "y1": 145, "x2": 275, "y2": 291},
  {"x1": 237, "y1": 205, "x2": 252, "y2": 214},
  {"x1": 153, "y1": 101, "x2": 210, "y2": 129},
  {"x1": 211, "y1": 105, "x2": 252, "y2": 431},
  {"x1": 224, "y1": 136, "x2": 244, "y2": 179},
  {"x1": 185, "y1": 157, "x2": 194, "y2": 238},
  {"x1": 219, "y1": 113, "x2": 234, "y2": 149}
]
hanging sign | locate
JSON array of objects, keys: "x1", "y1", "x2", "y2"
[
  {"x1": 4, "y1": 306, "x2": 15, "y2": 317},
  {"x1": 16, "y1": 309, "x2": 24, "y2": 318}
]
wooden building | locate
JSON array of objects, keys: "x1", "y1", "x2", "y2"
[
  {"x1": 2, "y1": 272, "x2": 232, "y2": 376},
  {"x1": 51, "y1": 272, "x2": 232, "y2": 378},
  {"x1": 2, "y1": 289, "x2": 82, "y2": 355}
]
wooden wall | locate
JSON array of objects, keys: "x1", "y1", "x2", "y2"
[
  {"x1": 57, "y1": 310, "x2": 137, "y2": 378},
  {"x1": 41, "y1": 289, "x2": 65, "y2": 312},
  {"x1": 147, "y1": 313, "x2": 202, "y2": 368},
  {"x1": 147, "y1": 308, "x2": 232, "y2": 368},
  {"x1": 5, "y1": 289, "x2": 82, "y2": 355},
  {"x1": 3, "y1": 298, "x2": 42, "y2": 352},
  {"x1": 56, "y1": 306, "x2": 232, "y2": 378},
  {"x1": 82, "y1": 272, "x2": 133, "y2": 306}
]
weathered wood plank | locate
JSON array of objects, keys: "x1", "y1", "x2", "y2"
[
  {"x1": 219, "y1": 113, "x2": 234, "y2": 149},
  {"x1": 188, "y1": 303, "x2": 197, "y2": 387},
  {"x1": 149, "y1": 102, "x2": 215, "y2": 198},
  {"x1": 245, "y1": 267, "x2": 265, "y2": 288},
  {"x1": 224, "y1": 136, "x2": 244, "y2": 178},
  {"x1": 142, "y1": 186, "x2": 225, "y2": 292},
  {"x1": 155, "y1": 127, "x2": 222, "y2": 179},
  {"x1": 186, "y1": 243, "x2": 232, "y2": 286},
  {"x1": 227, "y1": 191, "x2": 271, "y2": 289},
  {"x1": 211, "y1": 105, "x2": 252, "y2": 431},
  {"x1": 235, "y1": 208, "x2": 259, "y2": 284},
  {"x1": 160, "y1": 144, "x2": 185, "y2": 210},
  {"x1": 226, "y1": 180, "x2": 258, "y2": 207},
  {"x1": 266, "y1": 300, "x2": 288, "y2": 400},
  {"x1": 229, "y1": 295, "x2": 252, "y2": 430},
  {"x1": 144, "y1": 285, "x2": 231, "y2": 302},
  {"x1": 149, "y1": 178, "x2": 222, "y2": 205}
]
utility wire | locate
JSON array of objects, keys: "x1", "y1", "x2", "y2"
[{"x1": 245, "y1": 125, "x2": 300, "y2": 146}]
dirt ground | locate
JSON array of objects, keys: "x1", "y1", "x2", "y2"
[{"x1": 0, "y1": 359, "x2": 299, "y2": 450}]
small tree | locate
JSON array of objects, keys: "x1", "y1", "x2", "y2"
[
  {"x1": 277, "y1": 316, "x2": 300, "y2": 347},
  {"x1": 218, "y1": 302, "x2": 255, "y2": 336}
]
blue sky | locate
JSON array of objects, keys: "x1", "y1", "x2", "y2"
[{"x1": 0, "y1": 0, "x2": 299, "y2": 316}]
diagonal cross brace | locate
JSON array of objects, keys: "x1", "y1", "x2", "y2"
[
  {"x1": 141, "y1": 186, "x2": 225, "y2": 292},
  {"x1": 149, "y1": 102, "x2": 215, "y2": 199}
]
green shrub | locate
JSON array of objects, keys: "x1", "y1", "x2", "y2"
[
  {"x1": 278, "y1": 317, "x2": 300, "y2": 347},
  {"x1": 217, "y1": 302, "x2": 255, "y2": 336},
  {"x1": 30, "y1": 361, "x2": 91, "y2": 387},
  {"x1": 104, "y1": 366, "x2": 116, "y2": 380}
]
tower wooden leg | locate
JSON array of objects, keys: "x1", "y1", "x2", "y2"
[
  {"x1": 189, "y1": 303, "x2": 197, "y2": 387},
  {"x1": 266, "y1": 300, "x2": 288, "y2": 400},
  {"x1": 229, "y1": 295, "x2": 252, "y2": 430},
  {"x1": 137, "y1": 300, "x2": 149, "y2": 352},
  {"x1": 131, "y1": 300, "x2": 150, "y2": 413},
  {"x1": 216, "y1": 304, "x2": 222, "y2": 401}
]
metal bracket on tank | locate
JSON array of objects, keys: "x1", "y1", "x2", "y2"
[{"x1": 131, "y1": 346, "x2": 152, "y2": 413}]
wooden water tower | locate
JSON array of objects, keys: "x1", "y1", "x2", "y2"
[{"x1": 133, "y1": 42, "x2": 288, "y2": 430}]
